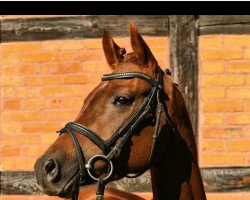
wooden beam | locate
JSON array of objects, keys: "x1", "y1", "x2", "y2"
[
  {"x1": 201, "y1": 167, "x2": 250, "y2": 192},
  {"x1": 169, "y1": 15, "x2": 199, "y2": 140},
  {"x1": 199, "y1": 15, "x2": 250, "y2": 35},
  {"x1": 199, "y1": 15, "x2": 250, "y2": 26},
  {"x1": 3, "y1": 15, "x2": 250, "y2": 42},
  {"x1": 1, "y1": 167, "x2": 250, "y2": 195},
  {"x1": 0, "y1": 15, "x2": 169, "y2": 43},
  {"x1": 0, "y1": 171, "x2": 41, "y2": 195}
]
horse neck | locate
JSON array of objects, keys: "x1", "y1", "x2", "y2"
[{"x1": 150, "y1": 80, "x2": 206, "y2": 200}]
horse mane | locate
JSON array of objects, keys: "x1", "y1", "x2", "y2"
[{"x1": 170, "y1": 84, "x2": 198, "y2": 163}]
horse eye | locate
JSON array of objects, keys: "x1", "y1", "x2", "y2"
[{"x1": 114, "y1": 96, "x2": 133, "y2": 106}]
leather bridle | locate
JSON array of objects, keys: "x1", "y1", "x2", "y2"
[{"x1": 57, "y1": 70, "x2": 165, "y2": 200}]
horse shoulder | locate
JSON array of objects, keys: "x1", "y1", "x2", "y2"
[{"x1": 78, "y1": 187, "x2": 148, "y2": 200}]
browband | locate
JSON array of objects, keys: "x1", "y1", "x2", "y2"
[{"x1": 102, "y1": 71, "x2": 162, "y2": 89}]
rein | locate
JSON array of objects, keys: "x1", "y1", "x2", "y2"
[{"x1": 57, "y1": 70, "x2": 165, "y2": 200}]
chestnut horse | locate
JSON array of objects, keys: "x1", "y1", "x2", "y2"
[{"x1": 34, "y1": 23, "x2": 206, "y2": 200}]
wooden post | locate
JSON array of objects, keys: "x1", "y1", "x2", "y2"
[{"x1": 169, "y1": 15, "x2": 199, "y2": 140}]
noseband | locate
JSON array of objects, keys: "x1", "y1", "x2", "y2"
[{"x1": 57, "y1": 70, "x2": 165, "y2": 200}]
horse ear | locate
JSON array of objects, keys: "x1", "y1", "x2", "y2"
[
  {"x1": 102, "y1": 30, "x2": 126, "y2": 69},
  {"x1": 129, "y1": 22, "x2": 157, "y2": 67}
]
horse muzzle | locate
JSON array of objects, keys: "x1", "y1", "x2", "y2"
[{"x1": 34, "y1": 155, "x2": 81, "y2": 198}]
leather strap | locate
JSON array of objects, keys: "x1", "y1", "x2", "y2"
[{"x1": 102, "y1": 71, "x2": 162, "y2": 89}]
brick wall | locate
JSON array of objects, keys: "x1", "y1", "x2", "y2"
[{"x1": 199, "y1": 35, "x2": 250, "y2": 167}]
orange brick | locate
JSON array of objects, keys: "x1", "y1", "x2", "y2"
[
  {"x1": 202, "y1": 100, "x2": 244, "y2": 112},
  {"x1": 60, "y1": 51, "x2": 77, "y2": 61},
  {"x1": 1, "y1": 64, "x2": 41, "y2": 74},
  {"x1": 62, "y1": 96, "x2": 84, "y2": 108},
  {"x1": 1, "y1": 123, "x2": 22, "y2": 134},
  {"x1": 222, "y1": 49, "x2": 243, "y2": 60},
  {"x1": 244, "y1": 47, "x2": 250, "y2": 59},
  {"x1": 40, "y1": 85, "x2": 84, "y2": 97},
  {"x1": 227, "y1": 114, "x2": 250, "y2": 125},
  {"x1": 202, "y1": 74, "x2": 245, "y2": 86},
  {"x1": 1, "y1": 147, "x2": 20, "y2": 157},
  {"x1": 144, "y1": 36, "x2": 169, "y2": 47},
  {"x1": 63, "y1": 73, "x2": 102, "y2": 84},
  {"x1": 2, "y1": 111, "x2": 41, "y2": 122},
  {"x1": 201, "y1": 139, "x2": 225, "y2": 151},
  {"x1": 201, "y1": 88, "x2": 225, "y2": 99},
  {"x1": 150, "y1": 47, "x2": 168, "y2": 58},
  {"x1": 22, "y1": 122, "x2": 61, "y2": 133},
  {"x1": 247, "y1": 154, "x2": 250, "y2": 165},
  {"x1": 47, "y1": 98, "x2": 63, "y2": 109},
  {"x1": 202, "y1": 61, "x2": 224, "y2": 74},
  {"x1": 1, "y1": 53, "x2": 20, "y2": 64},
  {"x1": 22, "y1": 98, "x2": 46, "y2": 109},
  {"x1": 40, "y1": 86, "x2": 66, "y2": 97},
  {"x1": 21, "y1": 52, "x2": 61, "y2": 63},
  {"x1": 41, "y1": 39, "x2": 84, "y2": 51},
  {"x1": 82, "y1": 39, "x2": 102, "y2": 49},
  {"x1": 0, "y1": 75, "x2": 22, "y2": 86},
  {"x1": 21, "y1": 75, "x2": 62, "y2": 86},
  {"x1": 41, "y1": 133, "x2": 58, "y2": 145},
  {"x1": 242, "y1": 126, "x2": 250, "y2": 138},
  {"x1": 77, "y1": 49, "x2": 103, "y2": 61},
  {"x1": 246, "y1": 100, "x2": 250, "y2": 111},
  {"x1": 200, "y1": 152, "x2": 245, "y2": 166},
  {"x1": 247, "y1": 76, "x2": 250, "y2": 85},
  {"x1": 42, "y1": 62, "x2": 81, "y2": 74},
  {"x1": 2, "y1": 87, "x2": 39, "y2": 98},
  {"x1": 42, "y1": 110, "x2": 78, "y2": 121},
  {"x1": 199, "y1": 36, "x2": 222, "y2": 48},
  {"x1": 201, "y1": 127, "x2": 242, "y2": 139},
  {"x1": 200, "y1": 49, "x2": 242, "y2": 61},
  {"x1": 202, "y1": 114, "x2": 224, "y2": 125},
  {"x1": 226, "y1": 139, "x2": 250, "y2": 152},
  {"x1": 60, "y1": 40, "x2": 84, "y2": 50},
  {"x1": 2, "y1": 157, "x2": 35, "y2": 170},
  {"x1": 3, "y1": 100, "x2": 21, "y2": 110},
  {"x1": 41, "y1": 40, "x2": 64, "y2": 50},
  {"x1": 112, "y1": 37, "x2": 129, "y2": 46},
  {"x1": 2, "y1": 135, "x2": 40, "y2": 145},
  {"x1": 227, "y1": 88, "x2": 250, "y2": 99},
  {"x1": 223, "y1": 35, "x2": 250, "y2": 47},
  {"x1": 81, "y1": 61, "x2": 111, "y2": 72},
  {"x1": 228, "y1": 61, "x2": 250, "y2": 73},
  {"x1": 2, "y1": 42, "x2": 41, "y2": 53}
]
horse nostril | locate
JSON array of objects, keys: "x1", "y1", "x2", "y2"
[{"x1": 44, "y1": 159, "x2": 60, "y2": 183}]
